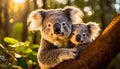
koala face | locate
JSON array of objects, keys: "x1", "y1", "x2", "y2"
[
  {"x1": 41, "y1": 10, "x2": 72, "y2": 41},
  {"x1": 70, "y1": 22, "x2": 100, "y2": 45},
  {"x1": 70, "y1": 24, "x2": 90, "y2": 45}
]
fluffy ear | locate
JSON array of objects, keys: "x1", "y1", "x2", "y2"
[
  {"x1": 63, "y1": 6, "x2": 84, "y2": 24},
  {"x1": 87, "y1": 22, "x2": 101, "y2": 40},
  {"x1": 27, "y1": 9, "x2": 45, "y2": 31}
]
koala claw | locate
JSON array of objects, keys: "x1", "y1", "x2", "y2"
[
  {"x1": 67, "y1": 48, "x2": 79, "y2": 59},
  {"x1": 59, "y1": 48, "x2": 79, "y2": 62},
  {"x1": 69, "y1": 52, "x2": 78, "y2": 59}
]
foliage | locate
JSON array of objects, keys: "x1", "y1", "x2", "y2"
[{"x1": 0, "y1": 37, "x2": 40, "y2": 69}]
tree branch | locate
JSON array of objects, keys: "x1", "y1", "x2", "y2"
[{"x1": 52, "y1": 14, "x2": 120, "y2": 69}]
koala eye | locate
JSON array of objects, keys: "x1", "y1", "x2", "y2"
[
  {"x1": 62, "y1": 22, "x2": 66, "y2": 26},
  {"x1": 72, "y1": 33, "x2": 75, "y2": 35},
  {"x1": 82, "y1": 33, "x2": 86, "y2": 36},
  {"x1": 47, "y1": 23, "x2": 51, "y2": 27}
]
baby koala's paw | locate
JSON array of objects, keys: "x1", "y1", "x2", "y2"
[
  {"x1": 68, "y1": 48, "x2": 79, "y2": 59},
  {"x1": 58, "y1": 48, "x2": 79, "y2": 62}
]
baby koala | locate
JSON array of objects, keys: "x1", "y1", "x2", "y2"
[{"x1": 70, "y1": 22, "x2": 101, "y2": 50}]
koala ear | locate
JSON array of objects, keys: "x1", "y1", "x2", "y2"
[
  {"x1": 27, "y1": 9, "x2": 45, "y2": 31},
  {"x1": 63, "y1": 6, "x2": 84, "y2": 24},
  {"x1": 87, "y1": 22, "x2": 101, "y2": 40}
]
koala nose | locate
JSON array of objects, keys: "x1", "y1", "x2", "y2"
[
  {"x1": 76, "y1": 34, "x2": 81, "y2": 42},
  {"x1": 53, "y1": 23, "x2": 61, "y2": 34}
]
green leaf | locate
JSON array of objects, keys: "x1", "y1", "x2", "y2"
[
  {"x1": 24, "y1": 41, "x2": 30, "y2": 47},
  {"x1": 24, "y1": 48, "x2": 32, "y2": 54},
  {"x1": 29, "y1": 44, "x2": 39, "y2": 49},
  {"x1": 28, "y1": 54, "x2": 37, "y2": 63},
  {"x1": 4, "y1": 37, "x2": 18, "y2": 45},
  {"x1": 16, "y1": 46, "x2": 25, "y2": 53},
  {"x1": 17, "y1": 57, "x2": 28, "y2": 69},
  {"x1": 30, "y1": 51, "x2": 37, "y2": 56}
]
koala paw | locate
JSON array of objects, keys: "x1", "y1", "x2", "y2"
[
  {"x1": 68, "y1": 48, "x2": 79, "y2": 59},
  {"x1": 58, "y1": 48, "x2": 79, "y2": 64}
]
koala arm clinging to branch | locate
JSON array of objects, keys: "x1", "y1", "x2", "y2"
[
  {"x1": 28, "y1": 6, "x2": 84, "y2": 69},
  {"x1": 38, "y1": 38, "x2": 78, "y2": 69}
]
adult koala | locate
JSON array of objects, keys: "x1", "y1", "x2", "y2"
[{"x1": 28, "y1": 6, "x2": 83, "y2": 69}]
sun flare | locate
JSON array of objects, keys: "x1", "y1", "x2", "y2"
[{"x1": 13, "y1": 0, "x2": 25, "y2": 4}]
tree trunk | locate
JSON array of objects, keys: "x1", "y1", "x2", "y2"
[
  {"x1": 99, "y1": 0, "x2": 106, "y2": 30},
  {"x1": 32, "y1": 0, "x2": 38, "y2": 44},
  {"x1": 0, "y1": 3, "x2": 2, "y2": 30},
  {"x1": 0, "y1": 1, "x2": 3, "y2": 42},
  {"x1": 105, "y1": 0, "x2": 116, "y2": 26},
  {"x1": 33, "y1": 0, "x2": 38, "y2": 9},
  {"x1": 21, "y1": 0, "x2": 29, "y2": 42},
  {"x1": 67, "y1": 0, "x2": 72, "y2": 6},
  {"x1": 0, "y1": 6, "x2": 2, "y2": 31},
  {"x1": 52, "y1": 15, "x2": 120, "y2": 69},
  {"x1": 3, "y1": 0, "x2": 9, "y2": 37},
  {"x1": 42, "y1": 0, "x2": 47, "y2": 9}
]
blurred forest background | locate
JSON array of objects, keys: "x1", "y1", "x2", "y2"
[{"x1": 0, "y1": 0, "x2": 120, "y2": 69}]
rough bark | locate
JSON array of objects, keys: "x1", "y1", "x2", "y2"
[{"x1": 52, "y1": 15, "x2": 120, "y2": 69}]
